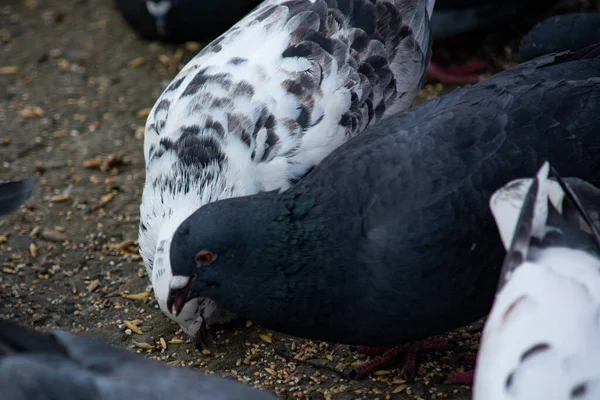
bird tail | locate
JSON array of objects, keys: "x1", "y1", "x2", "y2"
[
  {"x1": 425, "y1": 0, "x2": 435, "y2": 21},
  {"x1": 490, "y1": 162, "x2": 551, "y2": 290},
  {"x1": 489, "y1": 162, "x2": 553, "y2": 251},
  {"x1": 551, "y1": 168, "x2": 600, "y2": 250},
  {"x1": 490, "y1": 162, "x2": 600, "y2": 291},
  {"x1": 0, "y1": 318, "x2": 66, "y2": 356},
  {"x1": 0, "y1": 178, "x2": 35, "y2": 217}
]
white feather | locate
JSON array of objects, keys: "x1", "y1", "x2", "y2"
[
  {"x1": 489, "y1": 176, "x2": 566, "y2": 250},
  {"x1": 473, "y1": 249, "x2": 600, "y2": 400}
]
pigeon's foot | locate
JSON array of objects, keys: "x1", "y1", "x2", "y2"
[
  {"x1": 192, "y1": 316, "x2": 252, "y2": 352},
  {"x1": 349, "y1": 339, "x2": 449, "y2": 380},
  {"x1": 192, "y1": 324, "x2": 216, "y2": 352},
  {"x1": 444, "y1": 370, "x2": 474, "y2": 384},
  {"x1": 426, "y1": 59, "x2": 488, "y2": 85},
  {"x1": 443, "y1": 353, "x2": 476, "y2": 384}
]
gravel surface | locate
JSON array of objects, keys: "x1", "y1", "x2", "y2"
[{"x1": 0, "y1": 1, "x2": 594, "y2": 399}]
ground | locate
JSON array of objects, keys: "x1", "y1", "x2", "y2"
[{"x1": 0, "y1": 1, "x2": 594, "y2": 399}]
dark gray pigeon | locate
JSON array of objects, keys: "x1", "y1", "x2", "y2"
[
  {"x1": 0, "y1": 318, "x2": 275, "y2": 400},
  {"x1": 0, "y1": 178, "x2": 35, "y2": 217},
  {"x1": 431, "y1": 0, "x2": 557, "y2": 39},
  {"x1": 114, "y1": 0, "x2": 263, "y2": 43},
  {"x1": 518, "y1": 12, "x2": 600, "y2": 63},
  {"x1": 166, "y1": 44, "x2": 600, "y2": 352},
  {"x1": 426, "y1": 0, "x2": 561, "y2": 84},
  {"x1": 474, "y1": 163, "x2": 600, "y2": 399}
]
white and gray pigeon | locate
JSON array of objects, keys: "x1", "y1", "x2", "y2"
[
  {"x1": 474, "y1": 162, "x2": 600, "y2": 400},
  {"x1": 0, "y1": 318, "x2": 275, "y2": 400},
  {"x1": 139, "y1": 0, "x2": 435, "y2": 346},
  {"x1": 0, "y1": 178, "x2": 35, "y2": 217}
]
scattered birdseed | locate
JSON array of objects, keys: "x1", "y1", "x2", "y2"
[
  {"x1": 133, "y1": 341, "x2": 154, "y2": 350},
  {"x1": 128, "y1": 56, "x2": 146, "y2": 68},
  {"x1": 0, "y1": 66, "x2": 18, "y2": 75},
  {"x1": 121, "y1": 292, "x2": 151, "y2": 300},
  {"x1": 259, "y1": 334, "x2": 272, "y2": 344},
  {"x1": 123, "y1": 320, "x2": 142, "y2": 334},
  {"x1": 136, "y1": 108, "x2": 152, "y2": 118}
]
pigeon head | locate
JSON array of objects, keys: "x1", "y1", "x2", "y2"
[{"x1": 166, "y1": 192, "x2": 281, "y2": 318}]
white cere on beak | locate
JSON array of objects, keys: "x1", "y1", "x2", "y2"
[
  {"x1": 146, "y1": 1, "x2": 172, "y2": 17},
  {"x1": 146, "y1": 1, "x2": 172, "y2": 36},
  {"x1": 170, "y1": 275, "x2": 191, "y2": 289}
]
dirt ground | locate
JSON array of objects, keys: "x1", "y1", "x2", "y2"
[{"x1": 0, "y1": 1, "x2": 595, "y2": 399}]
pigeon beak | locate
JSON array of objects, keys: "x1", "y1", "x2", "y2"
[{"x1": 167, "y1": 275, "x2": 195, "y2": 317}]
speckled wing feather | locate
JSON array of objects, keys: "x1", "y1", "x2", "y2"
[
  {"x1": 0, "y1": 178, "x2": 35, "y2": 217},
  {"x1": 474, "y1": 163, "x2": 600, "y2": 400},
  {"x1": 0, "y1": 319, "x2": 275, "y2": 400},
  {"x1": 139, "y1": 0, "x2": 434, "y2": 340}
]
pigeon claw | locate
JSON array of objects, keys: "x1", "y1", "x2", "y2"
[
  {"x1": 193, "y1": 323, "x2": 216, "y2": 352},
  {"x1": 426, "y1": 59, "x2": 488, "y2": 85},
  {"x1": 349, "y1": 339, "x2": 449, "y2": 380}
]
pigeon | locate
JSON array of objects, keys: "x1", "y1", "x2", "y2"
[
  {"x1": 167, "y1": 43, "x2": 600, "y2": 377},
  {"x1": 0, "y1": 318, "x2": 275, "y2": 400},
  {"x1": 473, "y1": 162, "x2": 600, "y2": 400},
  {"x1": 518, "y1": 12, "x2": 600, "y2": 63},
  {"x1": 431, "y1": 0, "x2": 556, "y2": 38},
  {"x1": 140, "y1": 0, "x2": 435, "y2": 348},
  {"x1": 0, "y1": 178, "x2": 35, "y2": 217},
  {"x1": 426, "y1": 0, "x2": 560, "y2": 84},
  {"x1": 114, "y1": 0, "x2": 263, "y2": 43}
]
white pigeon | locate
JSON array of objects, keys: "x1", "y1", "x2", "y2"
[
  {"x1": 139, "y1": 0, "x2": 436, "y2": 345},
  {"x1": 474, "y1": 161, "x2": 600, "y2": 400}
]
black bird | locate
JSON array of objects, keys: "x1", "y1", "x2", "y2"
[
  {"x1": 427, "y1": 0, "x2": 561, "y2": 84},
  {"x1": 0, "y1": 178, "x2": 35, "y2": 217},
  {"x1": 518, "y1": 12, "x2": 600, "y2": 63},
  {"x1": 167, "y1": 43, "x2": 600, "y2": 378},
  {"x1": 0, "y1": 318, "x2": 275, "y2": 399},
  {"x1": 114, "y1": 0, "x2": 263, "y2": 43}
]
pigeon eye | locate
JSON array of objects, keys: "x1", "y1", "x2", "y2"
[{"x1": 195, "y1": 250, "x2": 215, "y2": 265}]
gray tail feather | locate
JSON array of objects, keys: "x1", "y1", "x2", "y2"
[
  {"x1": 497, "y1": 162, "x2": 600, "y2": 292},
  {"x1": 0, "y1": 177, "x2": 35, "y2": 217},
  {"x1": 561, "y1": 177, "x2": 600, "y2": 238},
  {"x1": 496, "y1": 162, "x2": 548, "y2": 291},
  {"x1": 551, "y1": 167, "x2": 600, "y2": 251},
  {"x1": 425, "y1": 0, "x2": 435, "y2": 21}
]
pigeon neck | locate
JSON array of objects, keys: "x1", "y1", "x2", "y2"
[{"x1": 260, "y1": 194, "x2": 328, "y2": 267}]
